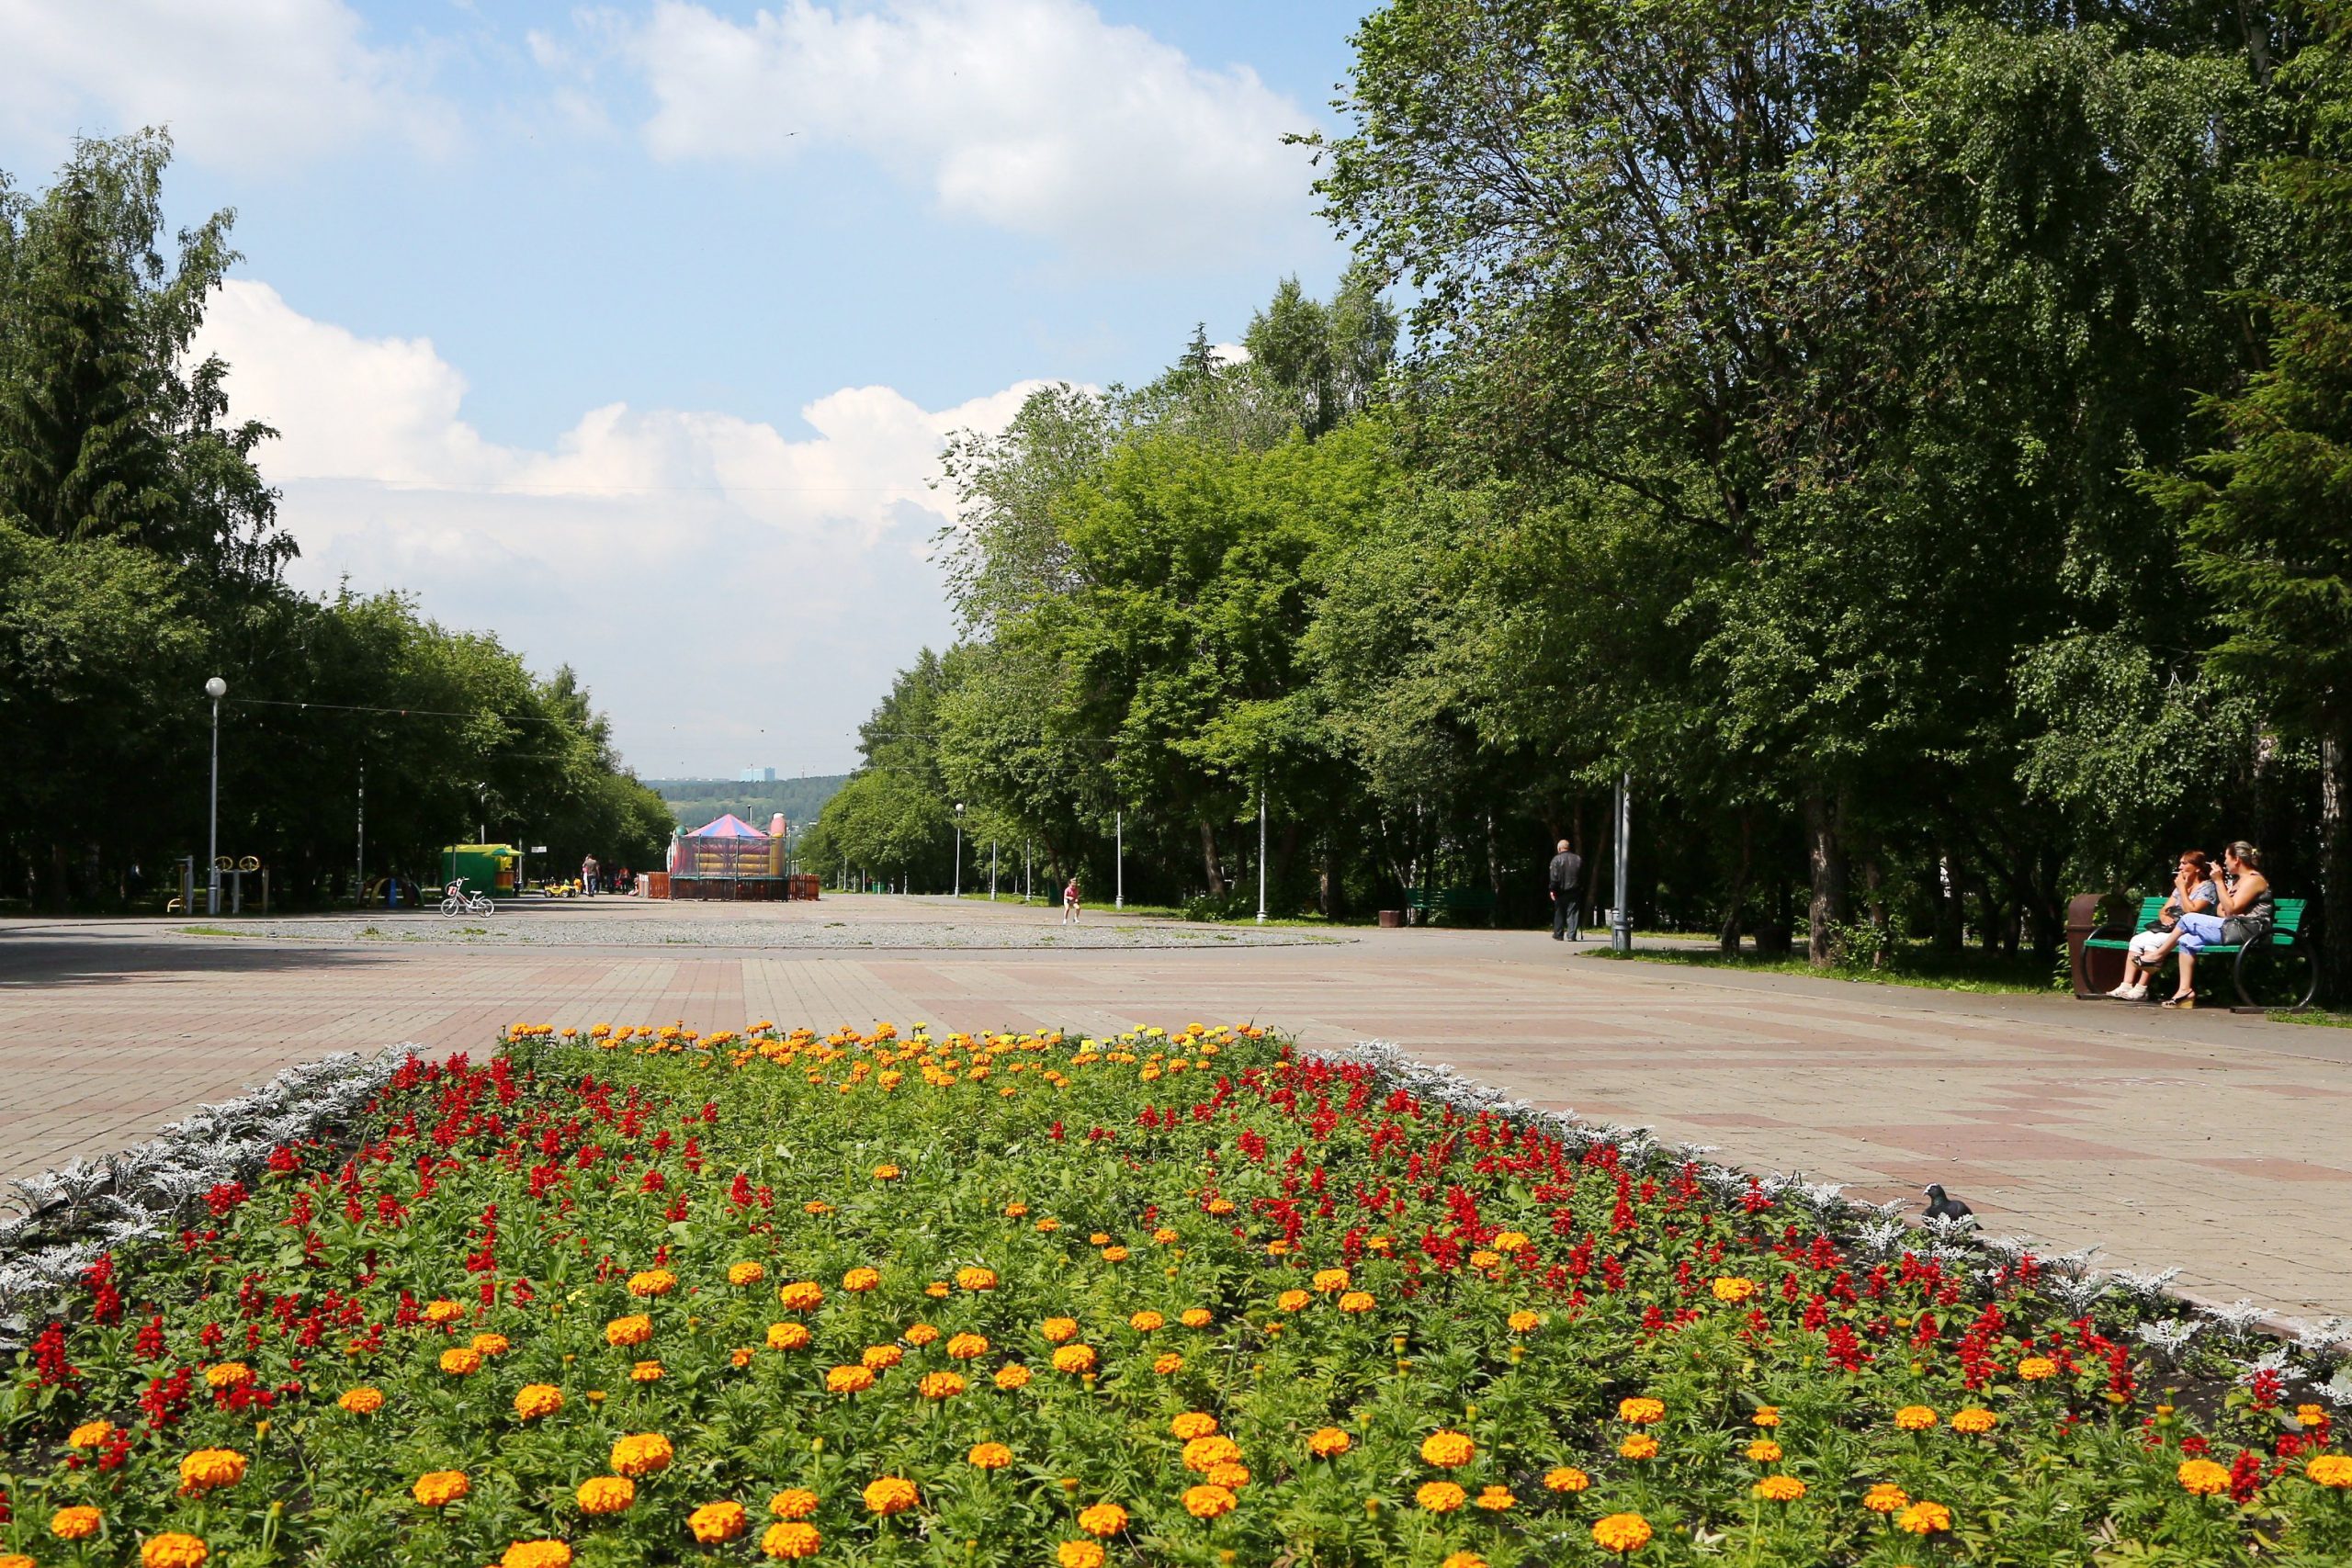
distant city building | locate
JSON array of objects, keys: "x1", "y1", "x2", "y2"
[{"x1": 740, "y1": 767, "x2": 776, "y2": 783}]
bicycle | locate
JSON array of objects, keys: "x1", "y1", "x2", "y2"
[{"x1": 440, "y1": 880, "x2": 496, "y2": 917}]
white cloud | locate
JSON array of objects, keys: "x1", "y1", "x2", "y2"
[
  {"x1": 194, "y1": 280, "x2": 1046, "y2": 775},
  {"x1": 0, "y1": 0, "x2": 452, "y2": 170},
  {"x1": 614, "y1": 0, "x2": 1321, "y2": 264}
]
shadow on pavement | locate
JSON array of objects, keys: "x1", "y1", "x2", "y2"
[{"x1": 0, "y1": 936, "x2": 395, "y2": 989}]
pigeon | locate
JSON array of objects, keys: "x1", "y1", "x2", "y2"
[{"x1": 1923, "y1": 1184, "x2": 1973, "y2": 1222}]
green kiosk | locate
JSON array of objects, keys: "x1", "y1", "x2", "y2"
[{"x1": 440, "y1": 843, "x2": 522, "y2": 897}]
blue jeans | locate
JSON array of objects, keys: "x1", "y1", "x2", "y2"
[{"x1": 2174, "y1": 911, "x2": 2225, "y2": 953}]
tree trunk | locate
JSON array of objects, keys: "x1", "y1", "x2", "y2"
[
  {"x1": 1804, "y1": 786, "x2": 1847, "y2": 967},
  {"x1": 2323, "y1": 723, "x2": 2352, "y2": 1001},
  {"x1": 1199, "y1": 820, "x2": 1226, "y2": 899},
  {"x1": 1930, "y1": 847, "x2": 1963, "y2": 953},
  {"x1": 1864, "y1": 859, "x2": 1887, "y2": 968},
  {"x1": 1718, "y1": 807, "x2": 1752, "y2": 953}
]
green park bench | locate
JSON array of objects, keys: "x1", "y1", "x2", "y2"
[
  {"x1": 2080, "y1": 895, "x2": 2316, "y2": 1010},
  {"x1": 1403, "y1": 886, "x2": 1498, "y2": 926}
]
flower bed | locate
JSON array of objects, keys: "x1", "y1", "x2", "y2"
[{"x1": 2, "y1": 1021, "x2": 2348, "y2": 1567}]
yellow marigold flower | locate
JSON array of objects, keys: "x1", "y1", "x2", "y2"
[
  {"x1": 2297, "y1": 1403, "x2": 2328, "y2": 1424},
  {"x1": 514, "y1": 1383, "x2": 564, "y2": 1419},
  {"x1": 500, "y1": 1543, "x2": 569, "y2": 1568},
  {"x1": 1618, "y1": 1396, "x2": 1665, "y2": 1424},
  {"x1": 968, "y1": 1441, "x2": 1013, "y2": 1470},
  {"x1": 1753, "y1": 1406, "x2": 1781, "y2": 1427},
  {"x1": 610, "y1": 1432, "x2": 674, "y2": 1477},
  {"x1": 1545, "y1": 1466, "x2": 1590, "y2": 1492},
  {"x1": 768, "y1": 1488, "x2": 820, "y2": 1519},
  {"x1": 1312, "y1": 1268, "x2": 1351, "y2": 1293},
  {"x1": 689, "y1": 1501, "x2": 748, "y2": 1543},
  {"x1": 1182, "y1": 1483, "x2": 1238, "y2": 1518},
  {"x1": 904, "y1": 1323, "x2": 941, "y2": 1347},
  {"x1": 1307, "y1": 1427, "x2": 1351, "y2": 1458},
  {"x1": 873, "y1": 1163, "x2": 902, "y2": 1180},
  {"x1": 1041, "y1": 1316, "x2": 1079, "y2": 1343},
  {"x1": 1416, "y1": 1481, "x2": 1466, "y2": 1514},
  {"x1": 1863, "y1": 1483, "x2": 1908, "y2": 1513},
  {"x1": 729, "y1": 1262, "x2": 766, "y2": 1286},
  {"x1": 766, "y1": 1322, "x2": 811, "y2": 1351},
  {"x1": 945, "y1": 1331, "x2": 989, "y2": 1359},
  {"x1": 179, "y1": 1448, "x2": 248, "y2": 1493},
  {"x1": 424, "y1": 1300, "x2": 465, "y2": 1325},
  {"x1": 627, "y1": 1269, "x2": 677, "y2": 1298},
  {"x1": 1153, "y1": 1353, "x2": 1184, "y2": 1374},
  {"x1": 1470, "y1": 1249, "x2": 1503, "y2": 1269},
  {"x1": 1278, "y1": 1289, "x2": 1311, "y2": 1312},
  {"x1": 204, "y1": 1361, "x2": 253, "y2": 1389},
  {"x1": 1591, "y1": 1513, "x2": 1654, "y2": 1554},
  {"x1": 917, "y1": 1371, "x2": 967, "y2": 1399},
  {"x1": 863, "y1": 1344, "x2": 904, "y2": 1371},
  {"x1": 827, "y1": 1364, "x2": 876, "y2": 1393},
  {"x1": 1205, "y1": 1198, "x2": 1236, "y2": 1215},
  {"x1": 1182, "y1": 1308, "x2": 1214, "y2": 1328},
  {"x1": 761, "y1": 1522, "x2": 820, "y2": 1561},
  {"x1": 413, "y1": 1470, "x2": 470, "y2": 1506},
  {"x1": 842, "y1": 1266, "x2": 880, "y2": 1292},
  {"x1": 863, "y1": 1476, "x2": 919, "y2": 1516},
  {"x1": 956, "y1": 1266, "x2": 999, "y2": 1291},
  {"x1": 68, "y1": 1418, "x2": 115, "y2": 1447},
  {"x1": 995, "y1": 1363, "x2": 1033, "y2": 1390},
  {"x1": 1747, "y1": 1439, "x2": 1782, "y2": 1462},
  {"x1": 605, "y1": 1314, "x2": 652, "y2": 1348},
  {"x1": 1711, "y1": 1276, "x2": 1758, "y2": 1303},
  {"x1": 925, "y1": 1280, "x2": 951, "y2": 1297},
  {"x1": 1475, "y1": 1484, "x2": 1517, "y2": 1511},
  {"x1": 2306, "y1": 1453, "x2": 2352, "y2": 1489},
  {"x1": 1058, "y1": 1542, "x2": 1106, "y2": 1568},
  {"x1": 1507, "y1": 1310, "x2": 1541, "y2": 1334},
  {"x1": 471, "y1": 1333, "x2": 510, "y2": 1356},
  {"x1": 1894, "y1": 1405, "x2": 1938, "y2": 1431},
  {"x1": 2177, "y1": 1459, "x2": 2232, "y2": 1497},
  {"x1": 576, "y1": 1475, "x2": 634, "y2": 1516},
  {"x1": 2018, "y1": 1356, "x2": 2059, "y2": 1381},
  {"x1": 1492, "y1": 1230, "x2": 1530, "y2": 1251},
  {"x1": 1338, "y1": 1291, "x2": 1374, "y2": 1314},
  {"x1": 629, "y1": 1359, "x2": 663, "y2": 1382},
  {"x1": 51, "y1": 1506, "x2": 103, "y2": 1540},
  {"x1": 1078, "y1": 1502, "x2": 1129, "y2": 1537},
  {"x1": 142, "y1": 1533, "x2": 211, "y2": 1568},
  {"x1": 1754, "y1": 1475, "x2": 1805, "y2": 1502},
  {"x1": 1182, "y1": 1434, "x2": 1243, "y2": 1472},
  {"x1": 777, "y1": 1280, "x2": 824, "y2": 1312},
  {"x1": 1896, "y1": 1500, "x2": 1953, "y2": 1535},
  {"x1": 1440, "y1": 1554, "x2": 1488, "y2": 1568},
  {"x1": 1130, "y1": 1310, "x2": 1166, "y2": 1331},
  {"x1": 1420, "y1": 1429, "x2": 1476, "y2": 1468},
  {"x1": 1619, "y1": 1434, "x2": 1659, "y2": 1460},
  {"x1": 1171, "y1": 1412, "x2": 1219, "y2": 1438},
  {"x1": 1951, "y1": 1407, "x2": 1998, "y2": 1434}
]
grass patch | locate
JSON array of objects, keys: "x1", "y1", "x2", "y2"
[{"x1": 1590, "y1": 944, "x2": 2067, "y2": 996}]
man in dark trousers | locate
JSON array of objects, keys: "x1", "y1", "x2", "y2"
[{"x1": 1547, "y1": 839, "x2": 1583, "y2": 940}]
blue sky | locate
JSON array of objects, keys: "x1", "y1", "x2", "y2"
[{"x1": 0, "y1": 0, "x2": 1374, "y2": 776}]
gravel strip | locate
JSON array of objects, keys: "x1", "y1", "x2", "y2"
[{"x1": 177, "y1": 916, "x2": 1343, "y2": 950}]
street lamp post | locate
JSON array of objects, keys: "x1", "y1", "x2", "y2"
[
  {"x1": 1256, "y1": 775, "x2": 1268, "y2": 925},
  {"x1": 989, "y1": 840, "x2": 998, "y2": 900},
  {"x1": 1114, "y1": 810, "x2": 1124, "y2": 909},
  {"x1": 204, "y1": 677, "x2": 227, "y2": 915},
  {"x1": 1611, "y1": 772, "x2": 1634, "y2": 953},
  {"x1": 953, "y1": 804, "x2": 965, "y2": 897}
]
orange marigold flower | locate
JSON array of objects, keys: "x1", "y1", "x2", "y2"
[
  {"x1": 862, "y1": 1344, "x2": 904, "y2": 1371},
  {"x1": 610, "y1": 1433, "x2": 673, "y2": 1477},
  {"x1": 827, "y1": 1364, "x2": 876, "y2": 1393},
  {"x1": 67, "y1": 1419, "x2": 114, "y2": 1447},
  {"x1": 51, "y1": 1506, "x2": 103, "y2": 1540},
  {"x1": 142, "y1": 1534, "x2": 211, "y2": 1568},
  {"x1": 204, "y1": 1362, "x2": 253, "y2": 1389},
  {"x1": 1102, "y1": 1245, "x2": 1131, "y2": 1262},
  {"x1": 1312, "y1": 1268, "x2": 1351, "y2": 1293},
  {"x1": 1171, "y1": 1412, "x2": 1219, "y2": 1438},
  {"x1": 500, "y1": 1542, "x2": 570, "y2": 1568},
  {"x1": 178, "y1": 1448, "x2": 248, "y2": 1493},
  {"x1": 873, "y1": 1164, "x2": 902, "y2": 1180},
  {"x1": 968, "y1": 1442, "x2": 1013, "y2": 1470},
  {"x1": 1181, "y1": 1308, "x2": 1214, "y2": 1328},
  {"x1": 917, "y1": 1371, "x2": 967, "y2": 1400},
  {"x1": 2018, "y1": 1356, "x2": 2059, "y2": 1381},
  {"x1": 605, "y1": 1314, "x2": 652, "y2": 1348},
  {"x1": 1619, "y1": 1434, "x2": 1659, "y2": 1460},
  {"x1": 1747, "y1": 1440, "x2": 1782, "y2": 1462},
  {"x1": 2177, "y1": 1460, "x2": 2232, "y2": 1497},
  {"x1": 1711, "y1": 1275, "x2": 1757, "y2": 1303},
  {"x1": 731, "y1": 1347, "x2": 755, "y2": 1368},
  {"x1": 1592, "y1": 1512, "x2": 1653, "y2": 1553},
  {"x1": 767, "y1": 1488, "x2": 820, "y2": 1520},
  {"x1": 2308, "y1": 1454, "x2": 2352, "y2": 1489},
  {"x1": 777, "y1": 1280, "x2": 824, "y2": 1312},
  {"x1": 1951, "y1": 1407, "x2": 1998, "y2": 1434},
  {"x1": 766, "y1": 1322, "x2": 811, "y2": 1351},
  {"x1": 863, "y1": 1476, "x2": 919, "y2": 1516},
  {"x1": 1894, "y1": 1404, "x2": 1938, "y2": 1431},
  {"x1": 1507, "y1": 1310, "x2": 1541, "y2": 1334},
  {"x1": 956, "y1": 1266, "x2": 1000, "y2": 1291},
  {"x1": 629, "y1": 1359, "x2": 663, "y2": 1382},
  {"x1": 1339, "y1": 1291, "x2": 1374, "y2": 1314},
  {"x1": 1052, "y1": 1344, "x2": 1098, "y2": 1374},
  {"x1": 470, "y1": 1333, "x2": 510, "y2": 1356},
  {"x1": 995, "y1": 1363, "x2": 1033, "y2": 1390},
  {"x1": 842, "y1": 1266, "x2": 880, "y2": 1292},
  {"x1": 1618, "y1": 1396, "x2": 1665, "y2": 1424},
  {"x1": 1182, "y1": 1484, "x2": 1238, "y2": 1518},
  {"x1": 514, "y1": 1383, "x2": 564, "y2": 1419},
  {"x1": 1421, "y1": 1430, "x2": 1476, "y2": 1468},
  {"x1": 424, "y1": 1300, "x2": 465, "y2": 1325},
  {"x1": 1896, "y1": 1500, "x2": 1953, "y2": 1535},
  {"x1": 1492, "y1": 1230, "x2": 1530, "y2": 1251},
  {"x1": 945, "y1": 1332, "x2": 989, "y2": 1359},
  {"x1": 1863, "y1": 1483, "x2": 1909, "y2": 1514},
  {"x1": 904, "y1": 1323, "x2": 941, "y2": 1347},
  {"x1": 1078, "y1": 1503, "x2": 1129, "y2": 1537},
  {"x1": 1475, "y1": 1485, "x2": 1517, "y2": 1511},
  {"x1": 1129, "y1": 1310, "x2": 1166, "y2": 1332},
  {"x1": 1152, "y1": 1227, "x2": 1180, "y2": 1245},
  {"x1": 1753, "y1": 1406, "x2": 1781, "y2": 1427},
  {"x1": 1308, "y1": 1427, "x2": 1351, "y2": 1458},
  {"x1": 1754, "y1": 1476, "x2": 1805, "y2": 1502},
  {"x1": 1544, "y1": 1466, "x2": 1590, "y2": 1493},
  {"x1": 1153, "y1": 1353, "x2": 1184, "y2": 1374},
  {"x1": 1416, "y1": 1481, "x2": 1466, "y2": 1514},
  {"x1": 924, "y1": 1280, "x2": 951, "y2": 1298},
  {"x1": 413, "y1": 1471, "x2": 470, "y2": 1507},
  {"x1": 627, "y1": 1269, "x2": 677, "y2": 1298},
  {"x1": 1002, "y1": 1201, "x2": 1030, "y2": 1218},
  {"x1": 1041, "y1": 1316, "x2": 1079, "y2": 1343},
  {"x1": 1035, "y1": 1217, "x2": 1061, "y2": 1233},
  {"x1": 1183, "y1": 1434, "x2": 1243, "y2": 1472},
  {"x1": 729, "y1": 1262, "x2": 766, "y2": 1286},
  {"x1": 1207, "y1": 1461, "x2": 1252, "y2": 1489},
  {"x1": 577, "y1": 1475, "x2": 635, "y2": 1516},
  {"x1": 761, "y1": 1522, "x2": 820, "y2": 1561},
  {"x1": 1057, "y1": 1542, "x2": 1106, "y2": 1568},
  {"x1": 1277, "y1": 1289, "x2": 1311, "y2": 1313},
  {"x1": 689, "y1": 1501, "x2": 748, "y2": 1543},
  {"x1": 1440, "y1": 1555, "x2": 1488, "y2": 1568}
]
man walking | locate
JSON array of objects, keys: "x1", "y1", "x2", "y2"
[
  {"x1": 1547, "y1": 839, "x2": 1583, "y2": 941},
  {"x1": 582, "y1": 853, "x2": 599, "y2": 897}
]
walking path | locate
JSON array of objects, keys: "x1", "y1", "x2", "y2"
[{"x1": 5, "y1": 896, "x2": 2346, "y2": 1319}]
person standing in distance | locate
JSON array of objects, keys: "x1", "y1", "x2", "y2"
[
  {"x1": 1547, "y1": 839, "x2": 1583, "y2": 941},
  {"x1": 1062, "y1": 875, "x2": 1082, "y2": 925},
  {"x1": 581, "y1": 853, "x2": 599, "y2": 897}
]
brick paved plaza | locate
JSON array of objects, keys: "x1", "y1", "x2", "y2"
[{"x1": 4, "y1": 897, "x2": 2346, "y2": 1319}]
